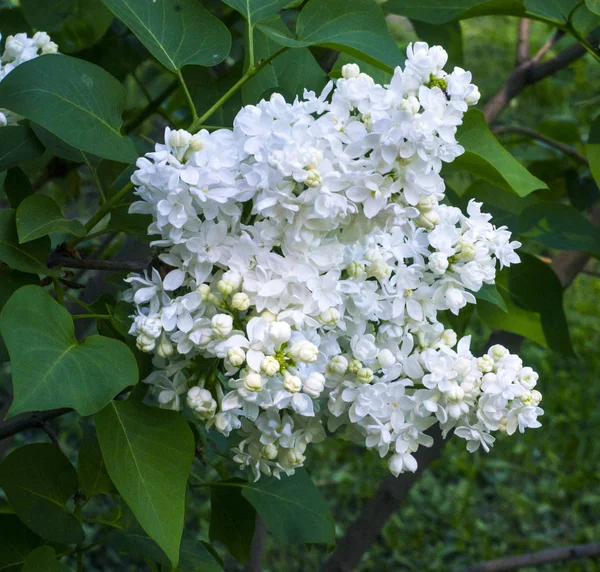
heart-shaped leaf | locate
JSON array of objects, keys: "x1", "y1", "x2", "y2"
[
  {"x1": 95, "y1": 399, "x2": 195, "y2": 567},
  {"x1": 22, "y1": 547, "x2": 71, "y2": 572},
  {"x1": 100, "y1": 0, "x2": 231, "y2": 72},
  {"x1": 0, "y1": 55, "x2": 137, "y2": 163},
  {"x1": 0, "y1": 285, "x2": 138, "y2": 416},
  {"x1": 0, "y1": 126, "x2": 45, "y2": 172},
  {"x1": 259, "y1": 0, "x2": 403, "y2": 71},
  {"x1": 452, "y1": 109, "x2": 547, "y2": 197},
  {"x1": 0, "y1": 443, "x2": 83, "y2": 545},
  {"x1": 0, "y1": 514, "x2": 42, "y2": 571},
  {"x1": 0, "y1": 210, "x2": 60, "y2": 276},
  {"x1": 16, "y1": 194, "x2": 86, "y2": 243},
  {"x1": 3, "y1": 167, "x2": 33, "y2": 209}
]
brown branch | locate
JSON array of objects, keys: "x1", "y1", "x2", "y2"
[
  {"x1": 531, "y1": 29, "x2": 565, "y2": 63},
  {"x1": 245, "y1": 516, "x2": 267, "y2": 572},
  {"x1": 47, "y1": 253, "x2": 150, "y2": 273},
  {"x1": 462, "y1": 542, "x2": 600, "y2": 572},
  {"x1": 515, "y1": 19, "x2": 532, "y2": 66},
  {"x1": 0, "y1": 408, "x2": 72, "y2": 442},
  {"x1": 484, "y1": 39, "x2": 589, "y2": 124},
  {"x1": 492, "y1": 125, "x2": 588, "y2": 165}
]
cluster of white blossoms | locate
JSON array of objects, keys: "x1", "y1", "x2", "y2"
[
  {"x1": 125, "y1": 43, "x2": 542, "y2": 480},
  {"x1": 0, "y1": 31, "x2": 58, "y2": 126}
]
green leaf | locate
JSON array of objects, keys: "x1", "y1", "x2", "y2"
[
  {"x1": 517, "y1": 203, "x2": 600, "y2": 258},
  {"x1": 524, "y1": 0, "x2": 580, "y2": 24},
  {"x1": 411, "y1": 20, "x2": 463, "y2": 67},
  {"x1": 0, "y1": 443, "x2": 83, "y2": 544},
  {"x1": 16, "y1": 195, "x2": 86, "y2": 243},
  {"x1": 22, "y1": 546, "x2": 71, "y2": 572},
  {"x1": 109, "y1": 530, "x2": 223, "y2": 572},
  {"x1": 384, "y1": 0, "x2": 525, "y2": 24},
  {"x1": 31, "y1": 124, "x2": 87, "y2": 163},
  {"x1": 0, "y1": 55, "x2": 137, "y2": 163},
  {"x1": 0, "y1": 210, "x2": 59, "y2": 276},
  {"x1": 0, "y1": 285, "x2": 138, "y2": 416},
  {"x1": 587, "y1": 114, "x2": 600, "y2": 189},
  {"x1": 536, "y1": 117, "x2": 580, "y2": 145},
  {"x1": 0, "y1": 270, "x2": 38, "y2": 310},
  {"x1": 587, "y1": 0, "x2": 600, "y2": 15},
  {"x1": 3, "y1": 167, "x2": 33, "y2": 209},
  {"x1": 210, "y1": 483, "x2": 256, "y2": 563},
  {"x1": 20, "y1": 0, "x2": 73, "y2": 31},
  {"x1": 452, "y1": 109, "x2": 547, "y2": 197},
  {"x1": 259, "y1": 0, "x2": 404, "y2": 72},
  {"x1": 100, "y1": 0, "x2": 231, "y2": 72},
  {"x1": 243, "y1": 21, "x2": 327, "y2": 104},
  {"x1": 78, "y1": 430, "x2": 114, "y2": 498},
  {"x1": 0, "y1": 514, "x2": 42, "y2": 572},
  {"x1": 242, "y1": 469, "x2": 335, "y2": 545},
  {"x1": 222, "y1": 0, "x2": 290, "y2": 24},
  {"x1": 474, "y1": 283, "x2": 507, "y2": 313},
  {"x1": 0, "y1": 6, "x2": 33, "y2": 36},
  {"x1": 0, "y1": 126, "x2": 45, "y2": 172},
  {"x1": 95, "y1": 399, "x2": 195, "y2": 567}
]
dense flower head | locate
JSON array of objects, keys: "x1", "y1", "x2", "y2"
[
  {"x1": 0, "y1": 31, "x2": 58, "y2": 126},
  {"x1": 125, "y1": 42, "x2": 542, "y2": 480}
]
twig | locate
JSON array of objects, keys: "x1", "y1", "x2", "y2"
[
  {"x1": 515, "y1": 19, "x2": 531, "y2": 66},
  {"x1": 124, "y1": 80, "x2": 179, "y2": 134},
  {"x1": 462, "y1": 542, "x2": 600, "y2": 572},
  {"x1": 484, "y1": 39, "x2": 590, "y2": 123},
  {"x1": 531, "y1": 29, "x2": 565, "y2": 63},
  {"x1": 0, "y1": 408, "x2": 72, "y2": 441},
  {"x1": 492, "y1": 125, "x2": 588, "y2": 164},
  {"x1": 47, "y1": 254, "x2": 150, "y2": 273},
  {"x1": 41, "y1": 421, "x2": 59, "y2": 447}
]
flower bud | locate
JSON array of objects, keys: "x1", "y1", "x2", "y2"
[
  {"x1": 244, "y1": 372, "x2": 264, "y2": 392},
  {"x1": 446, "y1": 381, "x2": 464, "y2": 401},
  {"x1": 347, "y1": 261, "x2": 366, "y2": 279},
  {"x1": 169, "y1": 129, "x2": 191, "y2": 148},
  {"x1": 370, "y1": 260, "x2": 391, "y2": 280},
  {"x1": 303, "y1": 372, "x2": 325, "y2": 398},
  {"x1": 228, "y1": 347, "x2": 246, "y2": 367},
  {"x1": 428, "y1": 252, "x2": 448, "y2": 275},
  {"x1": 189, "y1": 133, "x2": 205, "y2": 151},
  {"x1": 283, "y1": 371, "x2": 302, "y2": 393},
  {"x1": 348, "y1": 358, "x2": 362, "y2": 374},
  {"x1": 356, "y1": 367, "x2": 373, "y2": 384},
  {"x1": 186, "y1": 387, "x2": 217, "y2": 420},
  {"x1": 488, "y1": 344, "x2": 507, "y2": 361},
  {"x1": 377, "y1": 348, "x2": 396, "y2": 369},
  {"x1": 477, "y1": 355, "x2": 494, "y2": 373},
  {"x1": 269, "y1": 321, "x2": 292, "y2": 347},
  {"x1": 318, "y1": 308, "x2": 341, "y2": 326},
  {"x1": 519, "y1": 367, "x2": 538, "y2": 390},
  {"x1": 417, "y1": 195, "x2": 437, "y2": 212},
  {"x1": 418, "y1": 210, "x2": 440, "y2": 229},
  {"x1": 465, "y1": 85, "x2": 481, "y2": 105},
  {"x1": 260, "y1": 310, "x2": 278, "y2": 323},
  {"x1": 217, "y1": 280, "x2": 234, "y2": 295},
  {"x1": 262, "y1": 443, "x2": 278, "y2": 460},
  {"x1": 136, "y1": 333, "x2": 156, "y2": 352},
  {"x1": 398, "y1": 95, "x2": 421, "y2": 115},
  {"x1": 279, "y1": 447, "x2": 306, "y2": 468},
  {"x1": 231, "y1": 292, "x2": 250, "y2": 311},
  {"x1": 341, "y1": 63, "x2": 361, "y2": 79},
  {"x1": 305, "y1": 168, "x2": 322, "y2": 188},
  {"x1": 531, "y1": 389, "x2": 542, "y2": 405},
  {"x1": 261, "y1": 356, "x2": 280, "y2": 376},
  {"x1": 288, "y1": 340, "x2": 319, "y2": 363},
  {"x1": 328, "y1": 355, "x2": 348, "y2": 375},
  {"x1": 156, "y1": 333, "x2": 173, "y2": 358},
  {"x1": 211, "y1": 314, "x2": 233, "y2": 338},
  {"x1": 197, "y1": 283, "x2": 211, "y2": 300},
  {"x1": 440, "y1": 329, "x2": 457, "y2": 348}
]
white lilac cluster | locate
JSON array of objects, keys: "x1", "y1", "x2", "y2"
[
  {"x1": 124, "y1": 43, "x2": 542, "y2": 480},
  {"x1": 0, "y1": 31, "x2": 58, "y2": 126}
]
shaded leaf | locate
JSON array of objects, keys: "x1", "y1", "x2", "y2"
[
  {"x1": 100, "y1": 0, "x2": 231, "y2": 72},
  {"x1": 95, "y1": 399, "x2": 195, "y2": 567},
  {"x1": 222, "y1": 0, "x2": 290, "y2": 24},
  {"x1": 0, "y1": 514, "x2": 42, "y2": 572},
  {"x1": 0, "y1": 443, "x2": 83, "y2": 544},
  {"x1": 0, "y1": 210, "x2": 59, "y2": 275},
  {"x1": 452, "y1": 109, "x2": 547, "y2": 197},
  {"x1": 384, "y1": 0, "x2": 525, "y2": 24},
  {"x1": 474, "y1": 283, "x2": 507, "y2": 313},
  {"x1": 0, "y1": 126, "x2": 45, "y2": 172},
  {"x1": 210, "y1": 483, "x2": 256, "y2": 563},
  {"x1": 587, "y1": 0, "x2": 600, "y2": 15},
  {"x1": 3, "y1": 167, "x2": 33, "y2": 209},
  {"x1": 78, "y1": 430, "x2": 114, "y2": 498},
  {"x1": 0, "y1": 55, "x2": 137, "y2": 163},
  {"x1": 242, "y1": 469, "x2": 335, "y2": 545},
  {"x1": 259, "y1": 0, "x2": 403, "y2": 72},
  {"x1": 16, "y1": 194, "x2": 86, "y2": 243},
  {"x1": 31, "y1": 123, "x2": 87, "y2": 163},
  {"x1": 0, "y1": 285, "x2": 138, "y2": 416},
  {"x1": 109, "y1": 530, "x2": 223, "y2": 572},
  {"x1": 588, "y1": 114, "x2": 600, "y2": 189},
  {"x1": 517, "y1": 203, "x2": 600, "y2": 258},
  {"x1": 22, "y1": 546, "x2": 71, "y2": 572}
]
